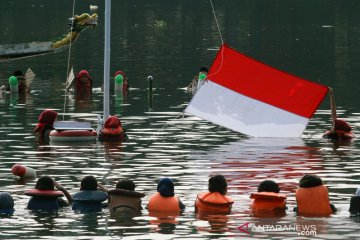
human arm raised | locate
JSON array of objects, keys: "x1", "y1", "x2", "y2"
[{"x1": 54, "y1": 180, "x2": 73, "y2": 204}]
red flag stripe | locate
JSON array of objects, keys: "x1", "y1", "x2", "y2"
[{"x1": 208, "y1": 44, "x2": 328, "y2": 119}]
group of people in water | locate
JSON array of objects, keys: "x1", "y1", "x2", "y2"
[
  {"x1": 2, "y1": 174, "x2": 360, "y2": 218},
  {"x1": 0, "y1": 70, "x2": 30, "y2": 93},
  {"x1": 0, "y1": 68, "x2": 129, "y2": 95}
]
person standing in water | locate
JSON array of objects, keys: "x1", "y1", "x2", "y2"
[{"x1": 323, "y1": 87, "x2": 355, "y2": 141}]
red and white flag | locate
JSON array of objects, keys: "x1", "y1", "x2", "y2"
[{"x1": 185, "y1": 44, "x2": 328, "y2": 137}]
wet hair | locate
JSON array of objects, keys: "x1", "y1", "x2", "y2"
[
  {"x1": 35, "y1": 176, "x2": 54, "y2": 190},
  {"x1": 13, "y1": 70, "x2": 24, "y2": 77},
  {"x1": 257, "y1": 180, "x2": 280, "y2": 193},
  {"x1": 208, "y1": 175, "x2": 227, "y2": 195},
  {"x1": 199, "y1": 66, "x2": 208, "y2": 73},
  {"x1": 13, "y1": 70, "x2": 24, "y2": 80},
  {"x1": 157, "y1": 178, "x2": 174, "y2": 197},
  {"x1": 299, "y1": 174, "x2": 323, "y2": 188},
  {"x1": 0, "y1": 192, "x2": 14, "y2": 210},
  {"x1": 80, "y1": 175, "x2": 98, "y2": 191},
  {"x1": 116, "y1": 179, "x2": 135, "y2": 191}
]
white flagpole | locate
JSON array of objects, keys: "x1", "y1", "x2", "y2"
[{"x1": 103, "y1": 0, "x2": 111, "y2": 121}]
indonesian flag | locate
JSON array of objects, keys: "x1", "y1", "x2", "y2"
[{"x1": 185, "y1": 44, "x2": 328, "y2": 137}]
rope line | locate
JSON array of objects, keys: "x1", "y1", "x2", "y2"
[
  {"x1": 209, "y1": 0, "x2": 224, "y2": 45},
  {"x1": 150, "y1": 0, "x2": 225, "y2": 138},
  {"x1": 150, "y1": 112, "x2": 185, "y2": 138},
  {"x1": 207, "y1": 0, "x2": 225, "y2": 79},
  {"x1": 62, "y1": 0, "x2": 76, "y2": 121}
]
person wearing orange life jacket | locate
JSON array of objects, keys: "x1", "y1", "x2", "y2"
[
  {"x1": 147, "y1": 178, "x2": 185, "y2": 214},
  {"x1": 250, "y1": 180, "x2": 286, "y2": 217},
  {"x1": 195, "y1": 175, "x2": 234, "y2": 214},
  {"x1": 295, "y1": 174, "x2": 336, "y2": 216},
  {"x1": 323, "y1": 87, "x2": 355, "y2": 141},
  {"x1": 33, "y1": 110, "x2": 58, "y2": 142}
]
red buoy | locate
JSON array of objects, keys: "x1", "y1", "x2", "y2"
[{"x1": 11, "y1": 164, "x2": 37, "y2": 178}]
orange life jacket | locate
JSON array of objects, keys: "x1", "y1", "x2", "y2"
[
  {"x1": 296, "y1": 185, "x2": 333, "y2": 216},
  {"x1": 250, "y1": 192, "x2": 286, "y2": 211},
  {"x1": 147, "y1": 192, "x2": 180, "y2": 213},
  {"x1": 195, "y1": 192, "x2": 234, "y2": 214}
]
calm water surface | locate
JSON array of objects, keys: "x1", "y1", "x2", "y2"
[{"x1": 1, "y1": 0, "x2": 360, "y2": 239}]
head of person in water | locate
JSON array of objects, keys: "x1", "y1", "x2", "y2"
[
  {"x1": 116, "y1": 179, "x2": 136, "y2": 191},
  {"x1": 13, "y1": 70, "x2": 24, "y2": 81},
  {"x1": 208, "y1": 174, "x2": 228, "y2": 195},
  {"x1": 80, "y1": 175, "x2": 98, "y2": 191},
  {"x1": 76, "y1": 70, "x2": 93, "y2": 88},
  {"x1": 35, "y1": 176, "x2": 55, "y2": 190},
  {"x1": 0, "y1": 192, "x2": 14, "y2": 214},
  {"x1": 199, "y1": 66, "x2": 208, "y2": 74},
  {"x1": 257, "y1": 180, "x2": 280, "y2": 193},
  {"x1": 157, "y1": 178, "x2": 175, "y2": 197},
  {"x1": 299, "y1": 174, "x2": 323, "y2": 188}
]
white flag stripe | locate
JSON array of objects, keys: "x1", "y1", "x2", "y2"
[{"x1": 185, "y1": 81, "x2": 309, "y2": 137}]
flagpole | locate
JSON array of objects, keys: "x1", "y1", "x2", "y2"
[{"x1": 103, "y1": 0, "x2": 111, "y2": 121}]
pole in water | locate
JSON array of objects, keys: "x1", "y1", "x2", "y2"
[{"x1": 147, "y1": 75, "x2": 153, "y2": 110}]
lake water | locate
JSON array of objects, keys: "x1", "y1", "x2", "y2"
[{"x1": 1, "y1": 0, "x2": 360, "y2": 239}]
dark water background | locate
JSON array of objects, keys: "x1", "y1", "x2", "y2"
[{"x1": 1, "y1": 0, "x2": 360, "y2": 239}]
